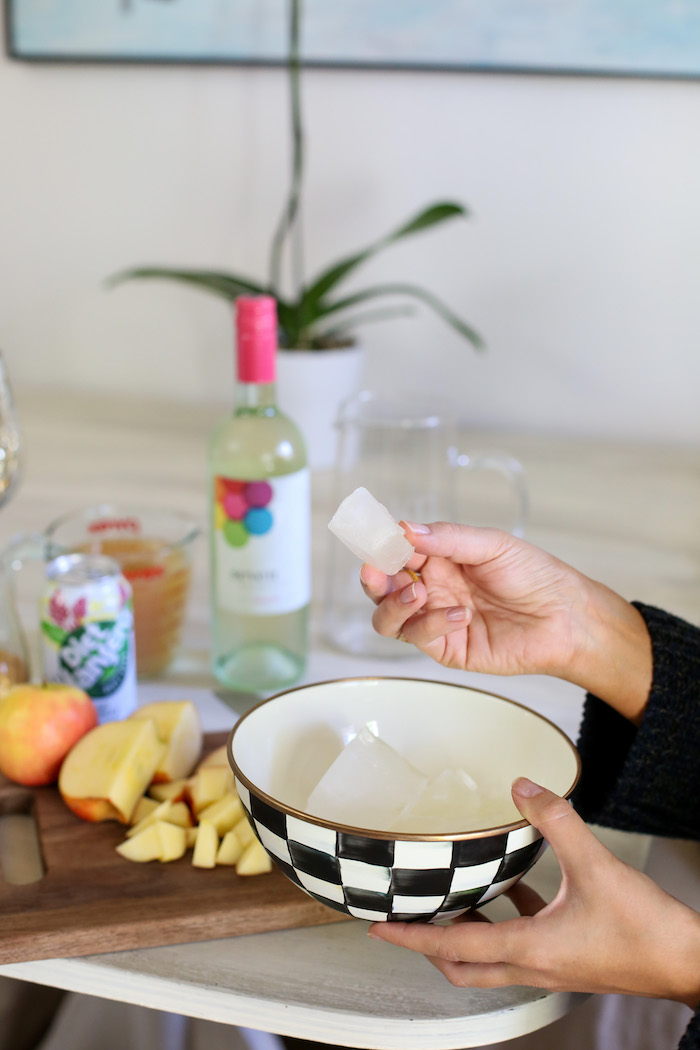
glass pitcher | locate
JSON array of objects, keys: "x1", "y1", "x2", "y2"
[{"x1": 325, "y1": 389, "x2": 529, "y2": 658}]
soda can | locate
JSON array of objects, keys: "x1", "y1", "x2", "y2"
[{"x1": 40, "y1": 553, "x2": 138, "y2": 723}]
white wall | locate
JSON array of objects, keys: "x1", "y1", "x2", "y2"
[{"x1": 1, "y1": 29, "x2": 699, "y2": 444}]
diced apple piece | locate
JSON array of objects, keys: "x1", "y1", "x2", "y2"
[
  {"x1": 233, "y1": 816, "x2": 256, "y2": 848},
  {"x1": 197, "y1": 793, "x2": 244, "y2": 836},
  {"x1": 125, "y1": 798, "x2": 193, "y2": 839},
  {"x1": 236, "y1": 839, "x2": 272, "y2": 876},
  {"x1": 187, "y1": 766, "x2": 235, "y2": 814},
  {"x1": 165, "y1": 800, "x2": 193, "y2": 828},
  {"x1": 116, "y1": 823, "x2": 162, "y2": 862},
  {"x1": 131, "y1": 701, "x2": 203, "y2": 783},
  {"x1": 197, "y1": 744, "x2": 229, "y2": 770},
  {"x1": 192, "y1": 819, "x2": 219, "y2": 868},
  {"x1": 117, "y1": 820, "x2": 187, "y2": 863},
  {"x1": 130, "y1": 795, "x2": 159, "y2": 826},
  {"x1": 155, "y1": 820, "x2": 187, "y2": 862},
  {"x1": 58, "y1": 718, "x2": 165, "y2": 823},
  {"x1": 148, "y1": 777, "x2": 189, "y2": 803},
  {"x1": 216, "y1": 828, "x2": 243, "y2": 866},
  {"x1": 126, "y1": 799, "x2": 173, "y2": 838},
  {"x1": 185, "y1": 826, "x2": 198, "y2": 848},
  {"x1": 196, "y1": 744, "x2": 229, "y2": 770}
]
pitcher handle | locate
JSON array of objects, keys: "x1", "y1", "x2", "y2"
[
  {"x1": 0, "y1": 533, "x2": 45, "y2": 686},
  {"x1": 2, "y1": 532, "x2": 47, "y2": 571},
  {"x1": 451, "y1": 450, "x2": 529, "y2": 538}
]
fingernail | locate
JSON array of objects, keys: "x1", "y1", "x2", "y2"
[
  {"x1": 512, "y1": 777, "x2": 544, "y2": 798},
  {"x1": 400, "y1": 582, "x2": 417, "y2": 603},
  {"x1": 368, "y1": 922, "x2": 405, "y2": 938},
  {"x1": 446, "y1": 606, "x2": 468, "y2": 622},
  {"x1": 404, "y1": 522, "x2": 430, "y2": 535},
  {"x1": 360, "y1": 566, "x2": 370, "y2": 586}
]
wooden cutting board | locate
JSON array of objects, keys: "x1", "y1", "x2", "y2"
[{"x1": 0, "y1": 732, "x2": 348, "y2": 965}]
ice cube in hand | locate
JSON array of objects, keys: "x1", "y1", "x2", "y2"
[
  {"x1": 328, "y1": 486, "x2": 415, "y2": 575},
  {"x1": 305, "y1": 725, "x2": 428, "y2": 830}
]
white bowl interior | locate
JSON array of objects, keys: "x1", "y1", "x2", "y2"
[{"x1": 231, "y1": 678, "x2": 580, "y2": 834}]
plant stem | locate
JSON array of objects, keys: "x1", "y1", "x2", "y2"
[{"x1": 269, "y1": 0, "x2": 305, "y2": 341}]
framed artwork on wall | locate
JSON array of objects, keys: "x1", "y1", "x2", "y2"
[{"x1": 5, "y1": 0, "x2": 700, "y2": 79}]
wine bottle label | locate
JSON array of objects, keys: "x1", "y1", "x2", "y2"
[{"x1": 213, "y1": 470, "x2": 311, "y2": 615}]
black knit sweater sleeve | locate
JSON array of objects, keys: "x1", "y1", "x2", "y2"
[
  {"x1": 573, "y1": 602, "x2": 700, "y2": 839},
  {"x1": 572, "y1": 602, "x2": 700, "y2": 1050},
  {"x1": 680, "y1": 1012, "x2": 700, "y2": 1050}
]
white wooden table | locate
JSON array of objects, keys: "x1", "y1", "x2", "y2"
[{"x1": 0, "y1": 390, "x2": 697, "y2": 1049}]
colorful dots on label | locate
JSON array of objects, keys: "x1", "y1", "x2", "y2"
[
  {"x1": 216, "y1": 476, "x2": 275, "y2": 547},
  {"x1": 223, "y1": 518, "x2": 249, "y2": 548},
  {"x1": 223, "y1": 492, "x2": 248, "y2": 520},
  {"x1": 245, "y1": 507, "x2": 273, "y2": 536},
  {"x1": 245, "y1": 481, "x2": 273, "y2": 508}
]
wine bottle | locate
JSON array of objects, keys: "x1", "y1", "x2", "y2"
[{"x1": 209, "y1": 296, "x2": 310, "y2": 697}]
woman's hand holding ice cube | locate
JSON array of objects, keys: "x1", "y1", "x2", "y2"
[{"x1": 362, "y1": 522, "x2": 652, "y2": 723}]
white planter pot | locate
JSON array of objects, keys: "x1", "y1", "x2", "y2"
[{"x1": 275, "y1": 344, "x2": 366, "y2": 470}]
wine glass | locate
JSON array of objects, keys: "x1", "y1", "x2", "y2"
[
  {"x1": 0, "y1": 350, "x2": 22, "y2": 508},
  {"x1": 0, "y1": 352, "x2": 30, "y2": 687}
]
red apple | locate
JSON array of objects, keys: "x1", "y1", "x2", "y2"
[{"x1": 0, "y1": 683, "x2": 98, "y2": 786}]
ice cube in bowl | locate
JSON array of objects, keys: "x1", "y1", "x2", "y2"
[
  {"x1": 305, "y1": 724, "x2": 429, "y2": 830},
  {"x1": 227, "y1": 677, "x2": 580, "y2": 924}
]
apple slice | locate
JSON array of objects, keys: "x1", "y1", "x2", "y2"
[
  {"x1": 197, "y1": 793, "x2": 244, "y2": 836},
  {"x1": 116, "y1": 823, "x2": 162, "y2": 862},
  {"x1": 196, "y1": 744, "x2": 229, "y2": 770},
  {"x1": 131, "y1": 701, "x2": 203, "y2": 783},
  {"x1": 187, "y1": 766, "x2": 235, "y2": 814},
  {"x1": 117, "y1": 820, "x2": 187, "y2": 863},
  {"x1": 125, "y1": 798, "x2": 193, "y2": 839},
  {"x1": 216, "y1": 828, "x2": 243, "y2": 866},
  {"x1": 131, "y1": 795, "x2": 159, "y2": 826},
  {"x1": 148, "y1": 777, "x2": 189, "y2": 803},
  {"x1": 156, "y1": 821, "x2": 188, "y2": 862},
  {"x1": 126, "y1": 799, "x2": 172, "y2": 838},
  {"x1": 236, "y1": 839, "x2": 272, "y2": 876},
  {"x1": 58, "y1": 718, "x2": 165, "y2": 823},
  {"x1": 232, "y1": 816, "x2": 256, "y2": 848},
  {"x1": 164, "y1": 800, "x2": 192, "y2": 829},
  {"x1": 192, "y1": 819, "x2": 219, "y2": 868}
]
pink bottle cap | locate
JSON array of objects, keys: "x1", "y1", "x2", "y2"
[{"x1": 236, "y1": 295, "x2": 277, "y2": 383}]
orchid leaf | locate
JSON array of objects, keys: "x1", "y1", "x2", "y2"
[
  {"x1": 314, "y1": 304, "x2": 416, "y2": 341},
  {"x1": 106, "y1": 2, "x2": 483, "y2": 354},
  {"x1": 300, "y1": 202, "x2": 467, "y2": 320},
  {"x1": 307, "y1": 282, "x2": 484, "y2": 350},
  {"x1": 107, "y1": 266, "x2": 302, "y2": 343},
  {"x1": 106, "y1": 267, "x2": 269, "y2": 301}
]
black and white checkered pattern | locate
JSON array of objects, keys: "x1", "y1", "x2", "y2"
[{"x1": 235, "y1": 777, "x2": 545, "y2": 922}]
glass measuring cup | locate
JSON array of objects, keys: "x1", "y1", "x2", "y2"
[{"x1": 45, "y1": 506, "x2": 200, "y2": 678}]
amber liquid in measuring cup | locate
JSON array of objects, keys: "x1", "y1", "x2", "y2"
[
  {"x1": 78, "y1": 536, "x2": 191, "y2": 678},
  {"x1": 0, "y1": 650, "x2": 29, "y2": 693}
]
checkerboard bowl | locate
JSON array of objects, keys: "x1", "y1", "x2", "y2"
[{"x1": 227, "y1": 677, "x2": 580, "y2": 924}]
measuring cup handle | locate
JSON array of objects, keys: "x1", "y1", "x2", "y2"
[{"x1": 452, "y1": 450, "x2": 529, "y2": 538}]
